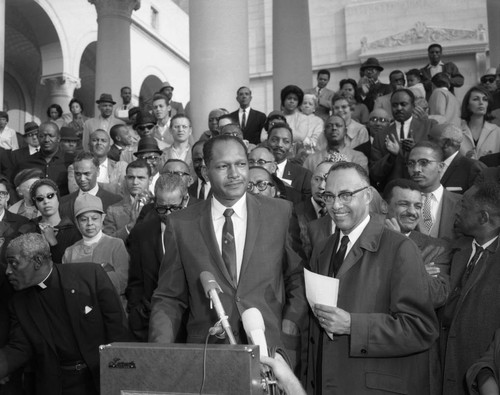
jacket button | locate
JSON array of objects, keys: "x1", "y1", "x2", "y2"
[{"x1": 236, "y1": 297, "x2": 241, "y2": 302}]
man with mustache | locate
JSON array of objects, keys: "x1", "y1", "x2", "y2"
[{"x1": 370, "y1": 88, "x2": 434, "y2": 191}]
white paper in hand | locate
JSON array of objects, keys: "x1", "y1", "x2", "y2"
[{"x1": 304, "y1": 268, "x2": 339, "y2": 309}]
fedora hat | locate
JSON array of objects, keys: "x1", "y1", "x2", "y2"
[
  {"x1": 134, "y1": 136, "x2": 163, "y2": 157},
  {"x1": 24, "y1": 121, "x2": 39, "y2": 135},
  {"x1": 134, "y1": 110, "x2": 157, "y2": 128},
  {"x1": 60, "y1": 126, "x2": 80, "y2": 141},
  {"x1": 360, "y1": 57, "x2": 384, "y2": 72},
  {"x1": 96, "y1": 93, "x2": 116, "y2": 105},
  {"x1": 483, "y1": 68, "x2": 497, "y2": 78},
  {"x1": 161, "y1": 81, "x2": 174, "y2": 91}
]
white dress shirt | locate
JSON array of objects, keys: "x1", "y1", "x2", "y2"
[
  {"x1": 338, "y1": 214, "x2": 370, "y2": 257},
  {"x1": 97, "y1": 158, "x2": 110, "y2": 184},
  {"x1": 394, "y1": 116, "x2": 413, "y2": 140}
]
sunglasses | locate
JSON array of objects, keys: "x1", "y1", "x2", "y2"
[
  {"x1": 481, "y1": 77, "x2": 496, "y2": 84},
  {"x1": 34, "y1": 192, "x2": 56, "y2": 203},
  {"x1": 137, "y1": 124, "x2": 155, "y2": 132}
]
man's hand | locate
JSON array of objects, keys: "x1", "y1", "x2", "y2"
[
  {"x1": 401, "y1": 138, "x2": 415, "y2": 152},
  {"x1": 425, "y1": 262, "x2": 440, "y2": 277},
  {"x1": 314, "y1": 304, "x2": 351, "y2": 335},
  {"x1": 385, "y1": 134, "x2": 400, "y2": 156},
  {"x1": 384, "y1": 217, "x2": 402, "y2": 233},
  {"x1": 413, "y1": 105, "x2": 429, "y2": 120}
]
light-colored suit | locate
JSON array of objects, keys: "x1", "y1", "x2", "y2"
[
  {"x1": 67, "y1": 159, "x2": 128, "y2": 195},
  {"x1": 103, "y1": 197, "x2": 134, "y2": 240}
]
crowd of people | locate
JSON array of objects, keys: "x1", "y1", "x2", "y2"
[{"x1": 1, "y1": 42, "x2": 500, "y2": 394}]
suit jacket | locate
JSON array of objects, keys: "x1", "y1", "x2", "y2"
[
  {"x1": 466, "y1": 328, "x2": 500, "y2": 395},
  {"x1": 103, "y1": 197, "x2": 135, "y2": 240},
  {"x1": 126, "y1": 214, "x2": 164, "y2": 341},
  {"x1": 9, "y1": 146, "x2": 32, "y2": 181},
  {"x1": 441, "y1": 153, "x2": 485, "y2": 194},
  {"x1": 67, "y1": 159, "x2": 128, "y2": 195},
  {"x1": 188, "y1": 179, "x2": 212, "y2": 199},
  {"x1": 440, "y1": 237, "x2": 500, "y2": 395},
  {"x1": 0, "y1": 211, "x2": 29, "y2": 259},
  {"x1": 59, "y1": 187, "x2": 122, "y2": 223},
  {"x1": 229, "y1": 108, "x2": 267, "y2": 145},
  {"x1": 361, "y1": 81, "x2": 392, "y2": 112},
  {"x1": 370, "y1": 117, "x2": 434, "y2": 191},
  {"x1": 304, "y1": 87, "x2": 335, "y2": 121},
  {"x1": 476, "y1": 166, "x2": 500, "y2": 183},
  {"x1": 420, "y1": 62, "x2": 464, "y2": 98},
  {"x1": 149, "y1": 194, "x2": 307, "y2": 356},
  {"x1": 307, "y1": 215, "x2": 438, "y2": 394},
  {"x1": 107, "y1": 144, "x2": 122, "y2": 162},
  {"x1": 282, "y1": 160, "x2": 312, "y2": 197},
  {"x1": 0, "y1": 263, "x2": 129, "y2": 394},
  {"x1": 417, "y1": 189, "x2": 461, "y2": 241},
  {"x1": 479, "y1": 152, "x2": 500, "y2": 167},
  {"x1": 169, "y1": 100, "x2": 184, "y2": 116}
]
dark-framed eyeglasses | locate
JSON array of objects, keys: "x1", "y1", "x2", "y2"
[
  {"x1": 369, "y1": 117, "x2": 390, "y2": 123},
  {"x1": 247, "y1": 180, "x2": 274, "y2": 192},
  {"x1": 321, "y1": 186, "x2": 368, "y2": 205},
  {"x1": 248, "y1": 159, "x2": 274, "y2": 166},
  {"x1": 163, "y1": 170, "x2": 190, "y2": 177},
  {"x1": 406, "y1": 159, "x2": 440, "y2": 169},
  {"x1": 481, "y1": 77, "x2": 496, "y2": 84},
  {"x1": 25, "y1": 132, "x2": 38, "y2": 138},
  {"x1": 137, "y1": 124, "x2": 155, "y2": 132},
  {"x1": 0, "y1": 191, "x2": 8, "y2": 198},
  {"x1": 155, "y1": 198, "x2": 185, "y2": 214},
  {"x1": 34, "y1": 192, "x2": 56, "y2": 203}
]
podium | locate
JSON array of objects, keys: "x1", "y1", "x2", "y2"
[{"x1": 100, "y1": 343, "x2": 264, "y2": 394}]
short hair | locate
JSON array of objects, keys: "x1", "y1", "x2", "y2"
[
  {"x1": 120, "y1": 86, "x2": 131, "y2": 93},
  {"x1": 39, "y1": 121, "x2": 60, "y2": 136},
  {"x1": 30, "y1": 178, "x2": 60, "y2": 204},
  {"x1": 327, "y1": 161, "x2": 370, "y2": 185},
  {"x1": 432, "y1": 72, "x2": 451, "y2": 89},
  {"x1": 0, "y1": 174, "x2": 11, "y2": 191},
  {"x1": 73, "y1": 151, "x2": 100, "y2": 168},
  {"x1": 268, "y1": 121, "x2": 293, "y2": 141},
  {"x1": 332, "y1": 91, "x2": 356, "y2": 107},
  {"x1": 472, "y1": 181, "x2": 500, "y2": 217},
  {"x1": 382, "y1": 178, "x2": 421, "y2": 203},
  {"x1": 155, "y1": 172, "x2": 187, "y2": 196},
  {"x1": 411, "y1": 141, "x2": 444, "y2": 162},
  {"x1": 69, "y1": 98, "x2": 84, "y2": 111},
  {"x1": 126, "y1": 159, "x2": 151, "y2": 177},
  {"x1": 237, "y1": 86, "x2": 252, "y2": 95},
  {"x1": 0, "y1": 112, "x2": 9, "y2": 122},
  {"x1": 391, "y1": 88, "x2": 416, "y2": 105},
  {"x1": 110, "y1": 124, "x2": 126, "y2": 143},
  {"x1": 326, "y1": 115, "x2": 346, "y2": 128},
  {"x1": 428, "y1": 43, "x2": 442, "y2": 52},
  {"x1": 152, "y1": 93, "x2": 168, "y2": 104},
  {"x1": 250, "y1": 144, "x2": 275, "y2": 156},
  {"x1": 191, "y1": 139, "x2": 206, "y2": 154},
  {"x1": 317, "y1": 69, "x2": 331, "y2": 79},
  {"x1": 218, "y1": 113, "x2": 238, "y2": 124},
  {"x1": 7, "y1": 233, "x2": 52, "y2": 262},
  {"x1": 220, "y1": 123, "x2": 243, "y2": 139},
  {"x1": 249, "y1": 166, "x2": 275, "y2": 186},
  {"x1": 170, "y1": 113, "x2": 190, "y2": 126},
  {"x1": 90, "y1": 129, "x2": 110, "y2": 142},
  {"x1": 461, "y1": 85, "x2": 493, "y2": 123},
  {"x1": 162, "y1": 159, "x2": 190, "y2": 174},
  {"x1": 46, "y1": 104, "x2": 63, "y2": 118},
  {"x1": 406, "y1": 69, "x2": 423, "y2": 80},
  {"x1": 389, "y1": 70, "x2": 405, "y2": 81},
  {"x1": 280, "y1": 85, "x2": 304, "y2": 107},
  {"x1": 203, "y1": 134, "x2": 248, "y2": 167},
  {"x1": 339, "y1": 78, "x2": 357, "y2": 90}
]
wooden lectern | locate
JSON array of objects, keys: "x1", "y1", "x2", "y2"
[{"x1": 100, "y1": 343, "x2": 264, "y2": 394}]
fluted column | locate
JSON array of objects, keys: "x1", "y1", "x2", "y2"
[
  {"x1": 189, "y1": 0, "x2": 249, "y2": 139},
  {"x1": 41, "y1": 74, "x2": 81, "y2": 109},
  {"x1": 487, "y1": 0, "x2": 500, "y2": 67},
  {"x1": 272, "y1": 0, "x2": 312, "y2": 109},
  {"x1": 88, "y1": 0, "x2": 140, "y2": 103}
]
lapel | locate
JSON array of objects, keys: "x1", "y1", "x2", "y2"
[
  {"x1": 239, "y1": 195, "x2": 260, "y2": 282},
  {"x1": 283, "y1": 161, "x2": 295, "y2": 181},
  {"x1": 441, "y1": 154, "x2": 461, "y2": 184},
  {"x1": 316, "y1": 232, "x2": 338, "y2": 276},
  {"x1": 478, "y1": 124, "x2": 494, "y2": 148},
  {"x1": 449, "y1": 241, "x2": 479, "y2": 315},
  {"x1": 439, "y1": 190, "x2": 454, "y2": 229},
  {"x1": 155, "y1": 217, "x2": 164, "y2": 261},
  {"x1": 198, "y1": 200, "x2": 236, "y2": 288}
]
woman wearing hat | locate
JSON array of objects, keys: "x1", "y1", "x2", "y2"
[{"x1": 8, "y1": 168, "x2": 44, "y2": 219}]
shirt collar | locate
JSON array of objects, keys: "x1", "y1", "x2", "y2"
[
  {"x1": 100, "y1": 158, "x2": 109, "y2": 169},
  {"x1": 395, "y1": 116, "x2": 413, "y2": 128},
  {"x1": 340, "y1": 214, "x2": 370, "y2": 243},
  {"x1": 443, "y1": 150, "x2": 459, "y2": 167},
  {"x1": 310, "y1": 196, "x2": 323, "y2": 216},
  {"x1": 427, "y1": 184, "x2": 444, "y2": 202},
  {"x1": 474, "y1": 236, "x2": 499, "y2": 251},
  {"x1": 428, "y1": 61, "x2": 445, "y2": 68},
  {"x1": 240, "y1": 107, "x2": 251, "y2": 113},
  {"x1": 211, "y1": 193, "x2": 247, "y2": 221},
  {"x1": 79, "y1": 184, "x2": 99, "y2": 196},
  {"x1": 276, "y1": 159, "x2": 287, "y2": 176},
  {"x1": 37, "y1": 267, "x2": 53, "y2": 289}
]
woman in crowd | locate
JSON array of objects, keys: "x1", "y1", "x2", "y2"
[
  {"x1": 460, "y1": 85, "x2": 500, "y2": 159},
  {"x1": 65, "y1": 98, "x2": 88, "y2": 149},
  {"x1": 46, "y1": 104, "x2": 65, "y2": 129},
  {"x1": 8, "y1": 168, "x2": 43, "y2": 219},
  {"x1": 19, "y1": 178, "x2": 81, "y2": 263},
  {"x1": 62, "y1": 194, "x2": 129, "y2": 305},
  {"x1": 299, "y1": 94, "x2": 324, "y2": 154},
  {"x1": 339, "y1": 78, "x2": 370, "y2": 124},
  {"x1": 331, "y1": 92, "x2": 369, "y2": 150}
]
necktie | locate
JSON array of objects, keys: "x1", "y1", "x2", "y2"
[
  {"x1": 318, "y1": 206, "x2": 328, "y2": 218},
  {"x1": 461, "y1": 243, "x2": 484, "y2": 287},
  {"x1": 241, "y1": 109, "x2": 246, "y2": 129},
  {"x1": 328, "y1": 235, "x2": 350, "y2": 277},
  {"x1": 199, "y1": 181, "x2": 206, "y2": 200},
  {"x1": 399, "y1": 121, "x2": 405, "y2": 140},
  {"x1": 317, "y1": 88, "x2": 322, "y2": 97},
  {"x1": 422, "y1": 193, "x2": 433, "y2": 233},
  {"x1": 222, "y1": 209, "x2": 237, "y2": 284}
]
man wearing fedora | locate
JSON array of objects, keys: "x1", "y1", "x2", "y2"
[
  {"x1": 59, "y1": 126, "x2": 81, "y2": 155},
  {"x1": 82, "y1": 93, "x2": 123, "y2": 149},
  {"x1": 10, "y1": 122, "x2": 41, "y2": 178},
  {"x1": 134, "y1": 136, "x2": 165, "y2": 195},
  {"x1": 159, "y1": 81, "x2": 184, "y2": 116},
  {"x1": 358, "y1": 57, "x2": 392, "y2": 112}
]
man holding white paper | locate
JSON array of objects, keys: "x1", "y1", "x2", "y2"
[{"x1": 306, "y1": 161, "x2": 438, "y2": 395}]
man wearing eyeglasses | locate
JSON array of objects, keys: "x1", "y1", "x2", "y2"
[
  {"x1": 162, "y1": 114, "x2": 194, "y2": 175},
  {"x1": 133, "y1": 136, "x2": 164, "y2": 196},
  {"x1": 149, "y1": 135, "x2": 307, "y2": 372},
  {"x1": 407, "y1": 141, "x2": 461, "y2": 241},
  {"x1": 307, "y1": 161, "x2": 437, "y2": 395},
  {"x1": 126, "y1": 172, "x2": 190, "y2": 341}
]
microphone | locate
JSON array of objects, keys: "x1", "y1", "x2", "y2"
[
  {"x1": 242, "y1": 308, "x2": 269, "y2": 357},
  {"x1": 200, "y1": 271, "x2": 237, "y2": 345}
]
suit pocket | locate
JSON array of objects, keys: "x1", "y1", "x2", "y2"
[{"x1": 365, "y1": 371, "x2": 408, "y2": 394}]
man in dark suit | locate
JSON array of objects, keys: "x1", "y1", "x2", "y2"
[
  {"x1": 440, "y1": 181, "x2": 500, "y2": 395},
  {"x1": 267, "y1": 122, "x2": 312, "y2": 197},
  {"x1": 229, "y1": 86, "x2": 267, "y2": 145},
  {"x1": 428, "y1": 123, "x2": 485, "y2": 194},
  {"x1": 307, "y1": 162, "x2": 437, "y2": 394},
  {"x1": 108, "y1": 124, "x2": 133, "y2": 162},
  {"x1": 370, "y1": 88, "x2": 434, "y2": 191},
  {"x1": 479, "y1": 152, "x2": 500, "y2": 167},
  {"x1": 149, "y1": 135, "x2": 307, "y2": 368},
  {"x1": 408, "y1": 141, "x2": 461, "y2": 241},
  {"x1": 188, "y1": 140, "x2": 211, "y2": 200},
  {"x1": 304, "y1": 69, "x2": 335, "y2": 121},
  {"x1": 0, "y1": 233, "x2": 129, "y2": 394},
  {"x1": 60, "y1": 152, "x2": 121, "y2": 222},
  {"x1": 357, "y1": 57, "x2": 392, "y2": 112},
  {"x1": 126, "y1": 172, "x2": 190, "y2": 341},
  {"x1": 420, "y1": 43, "x2": 464, "y2": 99},
  {"x1": 10, "y1": 122, "x2": 40, "y2": 177}
]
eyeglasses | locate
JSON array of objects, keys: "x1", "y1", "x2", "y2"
[
  {"x1": 0, "y1": 191, "x2": 8, "y2": 198},
  {"x1": 369, "y1": 117, "x2": 390, "y2": 123},
  {"x1": 162, "y1": 170, "x2": 190, "y2": 177},
  {"x1": 34, "y1": 192, "x2": 56, "y2": 202},
  {"x1": 248, "y1": 159, "x2": 274, "y2": 166},
  {"x1": 247, "y1": 181, "x2": 273, "y2": 192},
  {"x1": 137, "y1": 124, "x2": 155, "y2": 132},
  {"x1": 321, "y1": 186, "x2": 368, "y2": 205},
  {"x1": 406, "y1": 159, "x2": 440, "y2": 168},
  {"x1": 25, "y1": 132, "x2": 38, "y2": 138},
  {"x1": 481, "y1": 77, "x2": 496, "y2": 84},
  {"x1": 154, "y1": 201, "x2": 185, "y2": 214}
]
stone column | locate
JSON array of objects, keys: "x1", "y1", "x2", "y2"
[
  {"x1": 41, "y1": 74, "x2": 81, "y2": 109},
  {"x1": 189, "y1": 0, "x2": 249, "y2": 140},
  {"x1": 88, "y1": 0, "x2": 140, "y2": 105},
  {"x1": 272, "y1": 0, "x2": 312, "y2": 109},
  {"x1": 487, "y1": 0, "x2": 500, "y2": 68},
  {"x1": 0, "y1": 0, "x2": 5, "y2": 110}
]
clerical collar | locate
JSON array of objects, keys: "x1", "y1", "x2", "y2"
[{"x1": 37, "y1": 267, "x2": 53, "y2": 289}]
